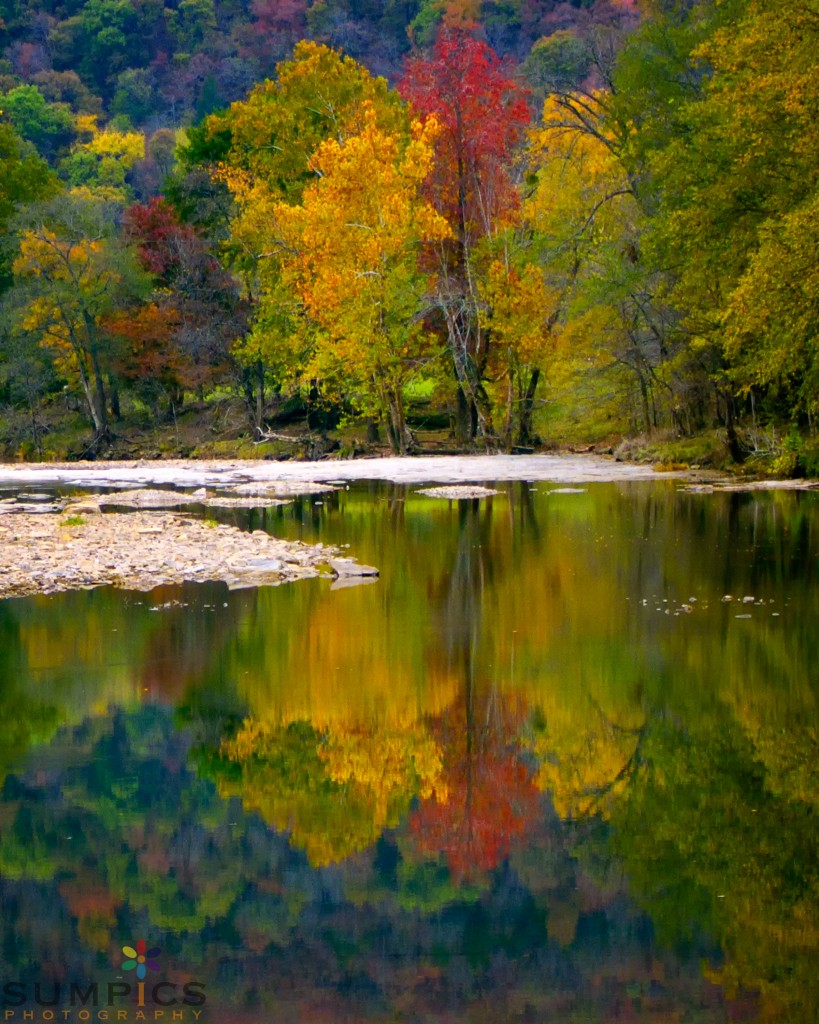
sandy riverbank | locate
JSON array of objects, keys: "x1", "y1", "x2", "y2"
[
  {"x1": 0, "y1": 453, "x2": 696, "y2": 488},
  {"x1": 0, "y1": 451, "x2": 814, "y2": 492}
]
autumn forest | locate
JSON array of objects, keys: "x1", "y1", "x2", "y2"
[{"x1": 1, "y1": 0, "x2": 817, "y2": 469}]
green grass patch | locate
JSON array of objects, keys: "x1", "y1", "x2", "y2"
[
  {"x1": 615, "y1": 431, "x2": 731, "y2": 469},
  {"x1": 191, "y1": 437, "x2": 268, "y2": 459}
]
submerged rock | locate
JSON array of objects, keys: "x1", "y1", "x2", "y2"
[
  {"x1": 330, "y1": 575, "x2": 379, "y2": 591},
  {"x1": 416, "y1": 485, "x2": 500, "y2": 500},
  {"x1": 95, "y1": 489, "x2": 197, "y2": 508},
  {"x1": 328, "y1": 558, "x2": 379, "y2": 578}
]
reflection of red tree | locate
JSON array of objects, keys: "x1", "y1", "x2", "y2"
[
  {"x1": 59, "y1": 877, "x2": 120, "y2": 919},
  {"x1": 409, "y1": 689, "x2": 540, "y2": 881}
]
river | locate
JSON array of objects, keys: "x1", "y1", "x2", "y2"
[{"x1": 0, "y1": 477, "x2": 817, "y2": 1023}]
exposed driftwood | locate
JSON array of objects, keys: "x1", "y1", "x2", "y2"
[{"x1": 253, "y1": 429, "x2": 309, "y2": 445}]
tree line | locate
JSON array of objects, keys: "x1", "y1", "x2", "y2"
[{"x1": 1, "y1": 0, "x2": 816, "y2": 462}]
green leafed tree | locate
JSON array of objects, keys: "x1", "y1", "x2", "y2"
[{"x1": 1, "y1": 84, "x2": 77, "y2": 160}]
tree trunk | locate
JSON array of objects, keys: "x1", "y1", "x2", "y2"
[
  {"x1": 517, "y1": 367, "x2": 541, "y2": 448},
  {"x1": 720, "y1": 387, "x2": 745, "y2": 462},
  {"x1": 76, "y1": 370, "x2": 102, "y2": 437},
  {"x1": 473, "y1": 379, "x2": 494, "y2": 444},
  {"x1": 108, "y1": 375, "x2": 121, "y2": 420},
  {"x1": 255, "y1": 358, "x2": 265, "y2": 436},
  {"x1": 83, "y1": 312, "x2": 109, "y2": 441},
  {"x1": 241, "y1": 367, "x2": 261, "y2": 439},
  {"x1": 638, "y1": 372, "x2": 651, "y2": 435},
  {"x1": 386, "y1": 389, "x2": 414, "y2": 455},
  {"x1": 454, "y1": 384, "x2": 474, "y2": 445},
  {"x1": 452, "y1": 351, "x2": 491, "y2": 446},
  {"x1": 501, "y1": 370, "x2": 514, "y2": 450}
]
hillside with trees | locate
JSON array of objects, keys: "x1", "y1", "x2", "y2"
[{"x1": 1, "y1": 0, "x2": 817, "y2": 473}]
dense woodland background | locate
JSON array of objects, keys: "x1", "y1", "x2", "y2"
[{"x1": 0, "y1": 0, "x2": 817, "y2": 471}]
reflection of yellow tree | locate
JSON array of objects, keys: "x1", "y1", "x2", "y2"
[
  {"x1": 704, "y1": 672, "x2": 819, "y2": 1020},
  {"x1": 612, "y1": 719, "x2": 819, "y2": 1024},
  {"x1": 715, "y1": 628, "x2": 819, "y2": 811},
  {"x1": 229, "y1": 582, "x2": 461, "y2": 732},
  {"x1": 530, "y1": 694, "x2": 644, "y2": 820},
  {"x1": 217, "y1": 717, "x2": 446, "y2": 867},
  {"x1": 227, "y1": 489, "x2": 670, "y2": 744},
  {"x1": 728, "y1": 702, "x2": 819, "y2": 810},
  {"x1": 321, "y1": 724, "x2": 447, "y2": 819}
]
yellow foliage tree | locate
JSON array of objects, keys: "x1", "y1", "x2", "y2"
[
  {"x1": 215, "y1": 41, "x2": 409, "y2": 437},
  {"x1": 525, "y1": 95, "x2": 665, "y2": 435},
  {"x1": 12, "y1": 196, "x2": 147, "y2": 442},
  {"x1": 480, "y1": 241, "x2": 560, "y2": 447},
  {"x1": 61, "y1": 123, "x2": 145, "y2": 199},
  {"x1": 216, "y1": 716, "x2": 446, "y2": 867},
  {"x1": 273, "y1": 106, "x2": 451, "y2": 451}
]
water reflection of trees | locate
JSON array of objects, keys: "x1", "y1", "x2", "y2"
[
  {"x1": 0, "y1": 700, "x2": 777, "y2": 1024},
  {"x1": 0, "y1": 485, "x2": 817, "y2": 1019}
]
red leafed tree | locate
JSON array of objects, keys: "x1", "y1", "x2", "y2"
[
  {"x1": 103, "y1": 303, "x2": 183, "y2": 392},
  {"x1": 410, "y1": 687, "x2": 541, "y2": 881},
  {"x1": 119, "y1": 198, "x2": 247, "y2": 406},
  {"x1": 123, "y1": 196, "x2": 198, "y2": 282},
  {"x1": 250, "y1": 0, "x2": 307, "y2": 46},
  {"x1": 399, "y1": 30, "x2": 531, "y2": 443}
]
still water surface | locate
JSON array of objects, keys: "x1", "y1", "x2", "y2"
[{"x1": 0, "y1": 480, "x2": 817, "y2": 1023}]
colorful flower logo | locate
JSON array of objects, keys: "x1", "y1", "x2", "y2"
[{"x1": 121, "y1": 940, "x2": 161, "y2": 981}]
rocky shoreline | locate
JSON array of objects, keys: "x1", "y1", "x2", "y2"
[
  {"x1": 0, "y1": 505, "x2": 375, "y2": 600},
  {"x1": 0, "y1": 453, "x2": 812, "y2": 600}
]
